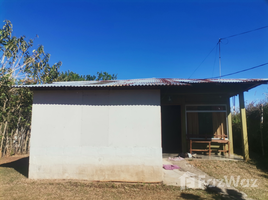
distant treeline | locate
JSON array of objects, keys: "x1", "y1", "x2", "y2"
[{"x1": 58, "y1": 71, "x2": 117, "y2": 82}]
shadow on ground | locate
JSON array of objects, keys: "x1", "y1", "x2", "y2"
[
  {"x1": 206, "y1": 186, "x2": 246, "y2": 200},
  {"x1": 0, "y1": 156, "x2": 29, "y2": 178},
  {"x1": 179, "y1": 187, "x2": 246, "y2": 200},
  {"x1": 180, "y1": 189, "x2": 224, "y2": 200},
  {"x1": 249, "y1": 155, "x2": 268, "y2": 176},
  {"x1": 180, "y1": 193, "x2": 205, "y2": 199}
]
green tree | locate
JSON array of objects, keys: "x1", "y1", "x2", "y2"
[
  {"x1": 0, "y1": 20, "x2": 62, "y2": 157},
  {"x1": 0, "y1": 20, "x2": 118, "y2": 157},
  {"x1": 1, "y1": 20, "x2": 62, "y2": 84},
  {"x1": 232, "y1": 101, "x2": 268, "y2": 157},
  {"x1": 56, "y1": 70, "x2": 117, "y2": 82}
]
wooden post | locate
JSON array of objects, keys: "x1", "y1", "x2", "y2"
[
  {"x1": 190, "y1": 140, "x2": 192, "y2": 154},
  {"x1": 227, "y1": 98, "x2": 234, "y2": 155},
  {"x1": 239, "y1": 92, "x2": 249, "y2": 161},
  {"x1": 260, "y1": 104, "x2": 265, "y2": 156},
  {"x1": 209, "y1": 142, "x2": 211, "y2": 156},
  {"x1": 228, "y1": 141, "x2": 230, "y2": 157},
  {"x1": 181, "y1": 100, "x2": 187, "y2": 153}
]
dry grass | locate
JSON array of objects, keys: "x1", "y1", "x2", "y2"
[
  {"x1": 0, "y1": 155, "x2": 223, "y2": 200},
  {"x1": 189, "y1": 159, "x2": 268, "y2": 200}
]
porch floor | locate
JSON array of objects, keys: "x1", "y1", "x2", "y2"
[{"x1": 162, "y1": 155, "x2": 205, "y2": 189}]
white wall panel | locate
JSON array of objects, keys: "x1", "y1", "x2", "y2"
[{"x1": 29, "y1": 89, "x2": 162, "y2": 182}]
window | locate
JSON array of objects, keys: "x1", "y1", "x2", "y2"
[{"x1": 186, "y1": 105, "x2": 227, "y2": 139}]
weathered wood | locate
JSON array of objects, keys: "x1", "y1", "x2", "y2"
[
  {"x1": 239, "y1": 92, "x2": 249, "y2": 161},
  {"x1": 189, "y1": 139, "x2": 229, "y2": 156},
  {"x1": 260, "y1": 104, "x2": 265, "y2": 156},
  {"x1": 0, "y1": 121, "x2": 8, "y2": 158},
  {"x1": 209, "y1": 142, "x2": 211, "y2": 156},
  {"x1": 190, "y1": 141, "x2": 213, "y2": 143},
  {"x1": 228, "y1": 141, "x2": 230, "y2": 157},
  {"x1": 227, "y1": 98, "x2": 234, "y2": 155},
  {"x1": 191, "y1": 149, "x2": 210, "y2": 151},
  {"x1": 190, "y1": 140, "x2": 212, "y2": 155},
  {"x1": 187, "y1": 134, "x2": 228, "y2": 139},
  {"x1": 24, "y1": 130, "x2": 30, "y2": 154}
]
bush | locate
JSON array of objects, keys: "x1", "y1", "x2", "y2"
[{"x1": 232, "y1": 101, "x2": 268, "y2": 157}]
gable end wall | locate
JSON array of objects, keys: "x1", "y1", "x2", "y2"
[{"x1": 29, "y1": 89, "x2": 162, "y2": 182}]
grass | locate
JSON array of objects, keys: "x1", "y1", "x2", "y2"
[
  {"x1": 0, "y1": 155, "x2": 223, "y2": 200},
  {"x1": 188, "y1": 157, "x2": 268, "y2": 200}
]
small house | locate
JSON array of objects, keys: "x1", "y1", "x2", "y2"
[{"x1": 17, "y1": 78, "x2": 268, "y2": 182}]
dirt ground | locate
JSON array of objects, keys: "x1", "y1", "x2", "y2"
[
  {"x1": 188, "y1": 159, "x2": 268, "y2": 200},
  {"x1": 0, "y1": 154, "x2": 30, "y2": 164},
  {"x1": 0, "y1": 155, "x2": 224, "y2": 200}
]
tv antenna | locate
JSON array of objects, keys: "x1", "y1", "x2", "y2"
[{"x1": 218, "y1": 38, "x2": 222, "y2": 78}]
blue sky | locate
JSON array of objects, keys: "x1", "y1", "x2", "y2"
[{"x1": 1, "y1": 0, "x2": 267, "y2": 104}]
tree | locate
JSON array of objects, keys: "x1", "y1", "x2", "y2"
[
  {"x1": 0, "y1": 20, "x2": 62, "y2": 157},
  {"x1": 56, "y1": 71, "x2": 117, "y2": 82},
  {"x1": 1, "y1": 20, "x2": 62, "y2": 84},
  {"x1": 0, "y1": 20, "x2": 118, "y2": 157},
  {"x1": 232, "y1": 101, "x2": 268, "y2": 157}
]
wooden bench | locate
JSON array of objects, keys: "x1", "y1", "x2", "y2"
[
  {"x1": 188, "y1": 134, "x2": 230, "y2": 157},
  {"x1": 190, "y1": 140, "x2": 212, "y2": 156}
]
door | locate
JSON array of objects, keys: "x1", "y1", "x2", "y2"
[{"x1": 161, "y1": 105, "x2": 181, "y2": 153}]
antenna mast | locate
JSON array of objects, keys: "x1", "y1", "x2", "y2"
[{"x1": 218, "y1": 38, "x2": 222, "y2": 78}]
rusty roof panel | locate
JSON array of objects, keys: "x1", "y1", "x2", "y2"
[{"x1": 14, "y1": 78, "x2": 268, "y2": 88}]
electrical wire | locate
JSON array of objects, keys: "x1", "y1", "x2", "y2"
[
  {"x1": 220, "y1": 26, "x2": 268, "y2": 40},
  {"x1": 211, "y1": 44, "x2": 218, "y2": 77},
  {"x1": 189, "y1": 25, "x2": 268, "y2": 79},
  {"x1": 188, "y1": 43, "x2": 218, "y2": 78},
  {"x1": 204, "y1": 62, "x2": 268, "y2": 79}
]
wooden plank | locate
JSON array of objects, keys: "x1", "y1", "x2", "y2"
[
  {"x1": 209, "y1": 145, "x2": 221, "y2": 148},
  {"x1": 192, "y1": 141, "x2": 211, "y2": 144},
  {"x1": 227, "y1": 98, "x2": 234, "y2": 155},
  {"x1": 191, "y1": 149, "x2": 209, "y2": 151},
  {"x1": 191, "y1": 140, "x2": 228, "y2": 144},
  {"x1": 239, "y1": 92, "x2": 249, "y2": 161},
  {"x1": 211, "y1": 140, "x2": 229, "y2": 144},
  {"x1": 188, "y1": 134, "x2": 228, "y2": 140}
]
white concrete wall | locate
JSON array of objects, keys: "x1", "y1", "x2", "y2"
[{"x1": 29, "y1": 89, "x2": 162, "y2": 182}]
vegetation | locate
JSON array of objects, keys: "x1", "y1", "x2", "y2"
[
  {"x1": 0, "y1": 20, "x2": 117, "y2": 158},
  {"x1": 232, "y1": 101, "x2": 268, "y2": 157},
  {"x1": 57, "y1": 70, "x2": 117, "y2": 81}
]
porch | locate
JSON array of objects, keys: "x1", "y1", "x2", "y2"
[{"x1": 160, "y1": 82, "x2": 257, "y2": 161}]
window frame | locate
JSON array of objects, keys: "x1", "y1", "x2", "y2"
[{"x1": 185, "y1": 104, "x2": 228, "y2": 140}]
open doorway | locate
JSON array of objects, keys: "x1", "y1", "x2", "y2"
[{"x1": 161, "y1": 105, "x2": 181, "y2": 153}]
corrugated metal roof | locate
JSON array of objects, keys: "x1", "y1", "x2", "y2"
[{"x1": 14, "y1": 78, "x2": 268, "y2": 88}]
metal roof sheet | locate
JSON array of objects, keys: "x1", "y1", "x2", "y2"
[{"x1": 14, "y1": 78, "x2": 268, "y2": 88}]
